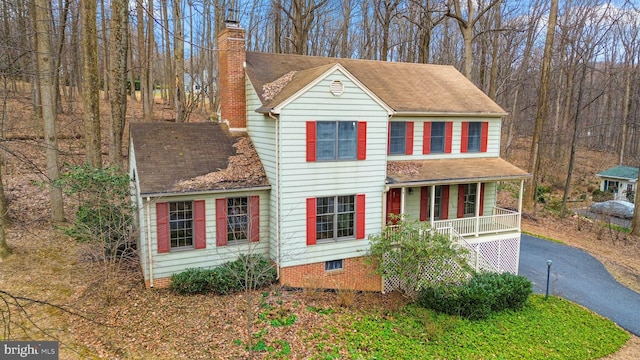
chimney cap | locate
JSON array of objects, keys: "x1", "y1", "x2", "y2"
[{"x1": 225, "y1": 7, "x2": 239, "y2": 24}]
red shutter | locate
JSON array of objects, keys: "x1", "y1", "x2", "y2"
[
  {"x1": 423, "y1": 122, "x2": 431, "y2": 154},
  {"x1": 357, "y1": 122, "x2": 367, "y2": 160},
  {"x1": 479, "y1": 184, "x2": 485, "y2": 216},
  {"x1": 249, "y1": 195, "x2": 260, "y2": 242},
  {"x1": 194, "y1": 200, "x2": 206, "y2": 249},
  {"x1": 306, "y1": 121, "x2": 316, "y2": 162},
  {"x1": 356, "y1": 194, "x2": 365, "y2": 239},
  {"x1": 216, "y1": 198, "x2": 227, "y2": 246},
  {"x1": 156, "y1": 202, "x2": 170, "y2": 253},
  {"x1": 461, "y1": 122, "x2": 469, "y2": 153},
  {"x1": 306, "y1": 198, "x2": 316, "y2": 245},
  {"x1": 406, "y1": 122, "x2": 414, "y2": 155},
  {"x1": 457, "y1": 184, "x2": 466, "y2": 218},
  {"x1": 419, "y1": 187, "x2": 429, "y2": 221},
  {"x1": 445, "y1": 122, "x2": 453, "y2": 153},
  {"x1": 441, "y1": 185, "x2": 450, "y2": 220},
  {"x1": 481, "y1": 122, "x2": 489, "y2": 152}
]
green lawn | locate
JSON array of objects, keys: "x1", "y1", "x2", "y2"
[{"x1": 308, "y1": 295, "x2": 628, "y2": 359}]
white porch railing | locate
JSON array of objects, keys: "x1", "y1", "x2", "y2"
[
  {"x1": 430, "y1": 207, "x2": 520, "y2": 238},
  {"x1": 437, "y1": 227, "x2": 499, "y2": 273}
]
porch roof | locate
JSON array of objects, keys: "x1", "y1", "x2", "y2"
[{"x1": 386, "y1": 158, "x2": 530, "y2": 186}]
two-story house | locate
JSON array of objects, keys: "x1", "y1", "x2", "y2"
[{"x1": 129, "y1": 22, "x2": 529, "y2": 291}]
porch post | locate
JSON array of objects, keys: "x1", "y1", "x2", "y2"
[
  {"x1": 400, "y1": 187, "x2": 406, "y2": 218},
  {"x1": 382, "y1": 189, "x2": 388, "y2": 226},
  {"x1": 475, "y1": 181, "x2": 481, "y2": 236},
  {"x1": 518, "y1": 179, "x2": 524, "y2": 231},
  {"x1": 430, "y1": 185, "x2": 436, "y2": 224}
]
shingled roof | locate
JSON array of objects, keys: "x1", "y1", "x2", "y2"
[
  {"x1": 596, "y1": 165, "x2": 638, "y2": 181},
  {"x1": 130, "y1": 122, "x2": 269, "y2": 195},
  {"x1": 245, "y1": 52, "x2": 506, "y2": 115},
  {"x1": 387, "y1": 158, "x2": 530, "y2": 186}
]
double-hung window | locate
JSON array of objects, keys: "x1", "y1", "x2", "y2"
[
  {"x1": 226, "y1": 197, "x2": 248, "y2": 242},
  {"x1": 156, "y1": 200, "x2": 206, "y2": 253},
  {"x1": 420, "y1": 185, "x2": 450, "y2": 221},
  {"x1": 307, "y1": 121, "x2": 366, "y2": 161},
  {"x1": 169, "y1": 201, "x2": 194, "y2": 248},
  {"x1": 316, "y1": 195, "x2": 355, "y2": 240},
  {"x1": 306, "y1": 194, "x2": 366, "y2": 245},
  {"x1": 463, "y1": 184, "x2": 477, "y2": 217},
  {"x1": 423, "y1": 122, "x2": 452, "y2": 154},
  {"x1": 317, "y1": 121, "x2": 356, "y2": 160},
  {"x1": 430, "y1": 122, "x2": 446, "y2": 153},
  {"x1": 389, "y1": 122, "x2": 407, "y2": 154},
  {"x1": 215, "y1": 196, "x2": 260, "y2": 246},
  {"x1": 461, "y1": 122, "x2": 488, "y2": 153}
]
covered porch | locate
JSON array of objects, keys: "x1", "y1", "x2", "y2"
[{"x1": 385, "y1": 158, "x2": 530, "y2": 242}]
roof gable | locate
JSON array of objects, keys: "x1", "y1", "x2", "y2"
[
  {"x1": 259, "y1": 63, "x2": 392, "y2": 115},
  {"x1": 245, "y1": 52, "x2": 506, "y2": 115},
  {"x1": 596, "y1": 165, "x2": 638, "y2": 181}
]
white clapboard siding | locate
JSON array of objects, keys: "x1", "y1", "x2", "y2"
[
  {"x1": 276, "y1": 69, "x2": 389, "y2": 267},
  {"x1": 141, "y1": 191, "x2": 271, "y2": 281}
]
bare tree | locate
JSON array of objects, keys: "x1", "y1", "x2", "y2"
[
  {"x1": 173, "y1": 0, "x2": 186, "y2": 122},
  {"x1": 80, "y1": 0, "x2": 101, "y2": 167},
  {"x1": 108, "y1": 0, "x2": 128, "y2": 164},
  {"x1": 34, "y1": 0, "x2": 64, "y2": 222},
  {"x1": 523, "y1": 0, "x2": 558, "y2": 212}
]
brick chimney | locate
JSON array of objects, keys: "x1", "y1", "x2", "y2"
[{"x1": 217, "y1": 22, "x2": 246, "y2": 131}]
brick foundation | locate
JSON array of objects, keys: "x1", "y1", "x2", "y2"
[
  {"x1": 279, "y1": 257, "x2": 382, "y2": 292},
  {"x1": 146, "y1": 277, "x2": 171, "y2": 289}
]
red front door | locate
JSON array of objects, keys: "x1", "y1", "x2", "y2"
[{"x1": 386, "y1": 188, "x2": 401, "y2": 224}]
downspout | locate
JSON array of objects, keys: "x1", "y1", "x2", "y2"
[
  {"x1": 518, "y1": 179, "x2": 524, "y2": 231},
  {"x1": 269, "y1": 111, "x2": 280, "y2": 280},
  {"x1": 475, "y1": 181, "x2": 481, "y2": 237},
  {"x1": 145, "y1": 197, "x2": 154, "y2": 288}
]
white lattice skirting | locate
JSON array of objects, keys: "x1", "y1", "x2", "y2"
[{"x1": 383, "y1": 236, "x2": 521, "y2": 294}]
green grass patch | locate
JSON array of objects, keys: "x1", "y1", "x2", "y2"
[
  {"x1": 328, "y1": 295, "x2": 628, "y2": 359},
  {"x1": 605, "y1": 223, "x2": 630, "y2": 233},
  {"x1": 522, "y1": 230, "x2": 564, "y2": 244}
]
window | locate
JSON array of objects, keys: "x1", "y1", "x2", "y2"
[
  {"x1": 227, "y1": 197, "x2": 248, "y2": 242},
  {"x1": 389, "y1": 122, "x2": 406, "y2": 154},
  {"x1": 467, "y1": 123, "x2": 482, "y2": 152},
  {"x1": 605, "y1": 180, "x2": 619, "y2": 193},
  {"x1": 169, "y1": 201, "x2": 194, "y2": 248},
  {"x1": 423, "y1": 122, "x2": 452, "y2": 154},
  {"x1": 307, "y1": 121, "x2": 366, "y2": 161},
  {"x1": 420, "y1": 185, "x2": 449, "y2": 221},
  {"x1": 306, "y1": 194, "x2": 365, "y2": 245},
  {"x1": 430, "y1": 122, "x2": 446, "y2": 153},
  {"x1": 463, "y1": 184, "x2": 477, "y2": 217},
  {"x1": 457, "y1": 184, "x2": 485, "y2": 218},
  {"x1": 316, "y1": 195, "x2": 355, "y2": 240},
  {"x1": 325, "y1": 259, "x2": 344, "y2": 271},
  {"x1": 216, "y1": 196, "x2": 260, "y2": 246},
  {"x1": 461, "y1": 122, "x2": 488, "y2": 153},
  {"x1": 156, "y1": 200, "x2": 206, "y2": 253}
]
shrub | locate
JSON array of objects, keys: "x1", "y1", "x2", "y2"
[
  {"x1": 170, "y1": 255, "x2": 276, "y2": 296},
  {"x1": 417, "y1": 272, "x2": 532, "y2": 320},
  {"x1": 170, "y1": 268, "x2": 216, "y2": 295}
]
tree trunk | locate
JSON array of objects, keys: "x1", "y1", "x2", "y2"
[
  {"x1": 0, "y1": 150, "x2": 10, "y2": 260},
  {"x1": 523, "y1": 0, "x2": 558, "y2": 212},
  {"x1": 35, "y1": 0, "x2": 64, "y2": 223},
  {"x1": 80, "y1": 0, "x2": 102, "y2": 168},
  {"x1": 161, "y1": 0, "x2": 173, "y2": 107},
  {"x1": 173, "y1": 0, "x2": 185, "y2": 122},
  {"x1": 108, "y1": 0, "x2": 128, "y2": 165}
]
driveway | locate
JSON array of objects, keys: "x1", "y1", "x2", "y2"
[{"x1": 518, "y1": 234, "x2": 640, "y2": 336}]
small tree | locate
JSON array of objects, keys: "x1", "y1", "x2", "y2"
[
  {"x1": 366, "y1": 216, "x2": 471, "y2": 300},
  {"x1": 56, "y1": 164, "x2": 137, "y2": 304}
]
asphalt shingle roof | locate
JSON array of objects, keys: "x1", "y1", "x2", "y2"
[{"x1": 245, "y1": 52, "x2": 506, "y2": 115}]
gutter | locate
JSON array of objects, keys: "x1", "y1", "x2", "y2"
[
  {"x1": 385, "y1": 174, "x2": 531, "y2": 188},
  {"x1": 140, "y1": 185, "x2": 272, "y2": 198},
  {"x1": 268, "y1": 111, "x2": 281, "y2": 280},
  {"x1": 392, "y1": 111, "x2": 508, "y2": 118},
  {"x1": 145, "y1": 197, "x2": 154, "y2": 288}
]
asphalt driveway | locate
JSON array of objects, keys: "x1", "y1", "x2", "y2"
[{"x1": 518, "y1": 234, "x2": 640, "y2": 336}]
